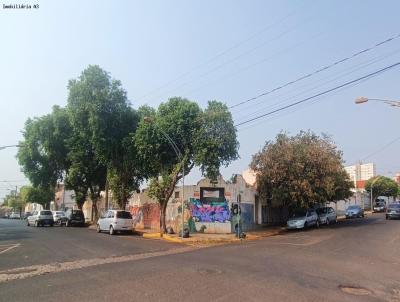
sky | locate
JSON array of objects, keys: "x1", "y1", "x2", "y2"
[{"x1": 1, "y1": 0, "x2": 400, "y2": 202}]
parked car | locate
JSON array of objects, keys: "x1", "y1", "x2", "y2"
[
  {"x1": 345, "y1": 205, "x2": 364, "y2": 218},
  {"x1": 23, "y1": 212, "x2": 32, "y2": 219},
  {"x1": 27, "y1": 210, "x2": 54, "y2": 227},
  {"x1": 97, "y1": 210, "x2": 133, "y2": 235},
  {"x1": 386, "y1": 203, "x2": 400, "y2": 220},
  {"x1": 316, "y1": 207, "x2": 338, "y2": 225},
  {"x1": 52, "y1": 211, "x2": 67, "y2": 225},
  {"x1": 287, "y1": 208, "x2": 319, "y2": 230},
  {"x1": 9, "y1": 212, "x2": 21, "y2": 219},
  {"x1": 64, "y1": 209, "x2": 85, "y2": 227},
  {"x1": 373, "y1": 201, "x2": 386, "y2": 213}
]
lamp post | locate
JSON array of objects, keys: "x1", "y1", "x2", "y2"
[
  {"x1": 0, "y1": 145, "x2": 20, "y2": 151},
  {"x1": 143, "y1": 117, "x2": 186, "y2": 237},
  {"x1": 355, "y1": 97, "x2": 400, "y2": 108},
  {"x1": 370, "y1": 176, "x2": 382, "y2": 211}
]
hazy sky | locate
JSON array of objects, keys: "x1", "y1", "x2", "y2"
[{"x1": 1, "y1": 0, "x2": 400, "y2": 201}]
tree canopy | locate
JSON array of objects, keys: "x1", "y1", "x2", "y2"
[
  {"x1": 135, "y1": 98, "x2": 239, "y2": 233},
  {"x1": 365, "y1": 176, "x2": 399, "y2": 200},
  {"x1": 251, "y1": 131, "x2": 353, "y2": 211}
]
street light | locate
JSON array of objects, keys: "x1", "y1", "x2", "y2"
[
  {"x1": 355, "y1": 97, "x2": 400, "y2": 108},
  {"x1": 143, "y1": 117, "x2": 186, "y2": 237},
  {"x1": 0, "y1": 145, "x2": 20, "y2": 151},
  {"x1": 370, "y1": 176, "x2": 383, "y2": 211}
]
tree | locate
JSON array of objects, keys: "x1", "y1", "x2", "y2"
[
  {"x1": 20, "y1": 185, "x2": 54, "y2": 209},
  {"x1": 67, "y1": 65, "x2": 143, "y2": 213},
  {"x1": 17, "y1": 106, "x2": 71, "y2": 191},
  {"x1": 250, "y1": 131, "x2": 353, "y2": 214},
  {"x1": 135, "y1": 98, "x2": 239, "y2": 233},
  {"x1": 365, "y1": 176, "x2": 399, "y2": 202}
]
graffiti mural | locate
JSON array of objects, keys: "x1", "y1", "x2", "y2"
[
  {"x1": 130, "y1": 203, "x2": 160, "y2": 230},
  {"x1": 189, "y1": 198, "x2": 230, "y2": 223}
]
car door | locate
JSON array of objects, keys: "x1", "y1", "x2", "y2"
[
  {"x1": 99, "y1": 211, "x2": 108, "y2": 230},
  {"x1": 29, "y1": 211, "x2": 37, "y2": 224},
  {"x1": 328, "y1": 208, "x2": 336, "y2": 221}
]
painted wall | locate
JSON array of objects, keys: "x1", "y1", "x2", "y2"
[{"x1": 129, "y1": 203, "x2": 160, "y2": 230}]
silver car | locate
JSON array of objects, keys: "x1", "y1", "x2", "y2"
[
  {"x1": 345, "y1": 205, "x2": 364, "y2": 219},
  {"x1": 27, "y1": 210, "x2": 54, "y2": 227},
  {"x1": 287, "y1": 209, "x2": 320, "y2": 230},
  {"x1": 316, "y1": 207, "x2": 338, "y2": 225},
  {"x1": 97, "y1": 210, "x2": 133, "y2": 235}
]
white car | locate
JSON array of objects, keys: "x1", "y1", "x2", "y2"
[
  {"x1": 97, "y1": 210, "x2": 133, "y2": 235},
  {"x1": 52, "y1": 211, "x2": 67, "y2": 225},
  {"x1": 287, "y1": 208, "x2": 320, "y2": 230},
  {"x1": 27, "y1": 210, "x2": 54, "y2": 227},
  {"x1": 316, "y1": 207, "x2": 338, "y2": 225},
  {"x1": 9, "y1": 212, "x2": 21, "y2": 219}
]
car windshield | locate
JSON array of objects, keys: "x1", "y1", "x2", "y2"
[
  {"x1": 347, "y1": 206, "x2": 359, "y2": 210},
  {"x1": 56, "y1": 212, "x2": 65, "y2": 215},
  {"x1": 388, "y1": 204, "x2": 400, "y2": 209},
  {"x1": 116, "y1": 211, "x2": 132, "y2": 219},
  {"x1": 316, "y1": 208, "x2": 327, "y2": 215},
  {"x1": 41, "y1": 211, "x2": 53, "y2": 215},
  {"x1": 292, "y1": 209, "x2": 307, "y2": 218}
]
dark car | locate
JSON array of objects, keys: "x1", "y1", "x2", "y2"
[
  {"x1": 23, "y1": 212, "x2": 32, "y2": 219},
  {"x1": 65, "y1": 209, "x2": 85, "y2": 227},
  {"x1": 386, "y1": 203, "x2": 400, "y2": 220},
  {"x1": 373, "y1": 201, "x2": 386, "y2": 213}
]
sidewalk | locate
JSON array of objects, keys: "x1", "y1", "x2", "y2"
[{"x1": 134, "y1": 226, "x2": 286, "y2": 246}]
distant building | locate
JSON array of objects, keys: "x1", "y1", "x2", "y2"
[
  {"x1": 394, "y1": 173, "x2": 400, "y2": 185},
  {"x1": 344, "y1": 162, "x2": 376, "y2": 187}
]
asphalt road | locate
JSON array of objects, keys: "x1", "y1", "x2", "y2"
[{"x1": 1, "y1": 214, "x2": 399, "y2": 302}]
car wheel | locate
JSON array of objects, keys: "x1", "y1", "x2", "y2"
[
  {"x1": 362, "y1": 214, "x2": 365, "y2": 218},
  {"x1": 26, "y1": 220, "x2": 30, "y2": 226},
  {"x1": 316, "y1": 220, "x2": 320, "y2": 228},
  {"x1": 109, "y1": 225, "x2": 115, "y2": 235},
  {"x1": 326, "y1": 218, "x2": 330, "y2": 225},
  {"x1": 386, "y1": 216, "x2": 390, "y2": 220},
  {"x1": 97, "y1": 224, "x2": 101, "y2": 233},
  {"x1": 303, "y1": 222, "x2": 308, "y2": 230},
  {"x1": 50, "y1": 223, "x2": 54, "y2": 227},
  {"x1": 35, "y1": 220, "x2": 39, "y2": 227}
]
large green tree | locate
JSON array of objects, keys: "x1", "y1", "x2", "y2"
[
  {"x1": 365, "y1": 176, "x2": 399, "y2": 202},
  {"x1": 135, "y1": 98, "x2": 239, "y2": 233},
  {"x1": 67, "y1": 65, "x2": 143, "y2": 211},
  {"x1": 17, "y1": 105, "x2": 71, "y2": 207},
  {"x1": 251, "y1": 131, "x2": 353, "y2": 213}
]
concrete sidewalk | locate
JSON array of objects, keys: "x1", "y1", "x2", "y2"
[{"x1": 133, "y1": 226, "x2": 286, "y2": 246}]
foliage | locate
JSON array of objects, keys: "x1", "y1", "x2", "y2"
[
  {"x1": 20, "y1": 185, "x2": 54, "y2": 208},
  {"x1": 67, "y1": 65, "x2": 142, "y2": 209},
  {"x1": 251, "y1": 131, "x2": 353, "y2": 211},
  {"x1": 364, "y1": 176, "x2": 399, "y2": 200},
  {"x1": 17, "y1": 106, "x2": 71, "y2": 189},
  {"x1": 135, "y1": 98, "x2": 239, "y2": 232}
]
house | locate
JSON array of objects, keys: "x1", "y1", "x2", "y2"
[{"x1": 128, "y1": 173, "x2": 260, "y2": 234}]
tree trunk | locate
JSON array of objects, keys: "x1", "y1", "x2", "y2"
[{"x1": 159, "y1": 201, "x2": 168, "y2": 234}]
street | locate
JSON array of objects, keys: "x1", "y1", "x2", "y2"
[{"x1": 0, "y1": 214, "x2": 399, "y2": 302}]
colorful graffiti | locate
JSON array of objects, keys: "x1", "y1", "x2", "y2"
[
  {"x1": 130, "y1": 203, "x2": 160, "y2": 230},
  {"x1": 189, "y1": 198, "x2": 230, "y2": 223}
]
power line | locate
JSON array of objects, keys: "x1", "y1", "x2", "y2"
[
  {"x1": 235, "y1": 62, "x2": 400, "y2": 127},
  {"x1": 233, "y1": 48, "x2": 400, "y2": 124},
  {"x1": 229, "y1": 33, "x2": 400, "y2": 110},
  {"x1": 136, "y1": 3, "x2": 308, "y2": 102},
  {"x1": 361, "y1": 136, "x2": 400, "y2": 161}
]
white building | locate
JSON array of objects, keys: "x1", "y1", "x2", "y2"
[{"x1": 344, "y1": 162, "x2": 376, "y2": 186}]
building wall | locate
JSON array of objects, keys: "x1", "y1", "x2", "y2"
[{"x1": 128, "y1": 174, "x2": 259, "y2": 233}]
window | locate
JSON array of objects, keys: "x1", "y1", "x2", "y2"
[
  {"x1": 116, "y1": 211, "x2": 132, "y2": 219},
  {"x1": 175, "y1": 191, "x2": 180, "y2": 199}
]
